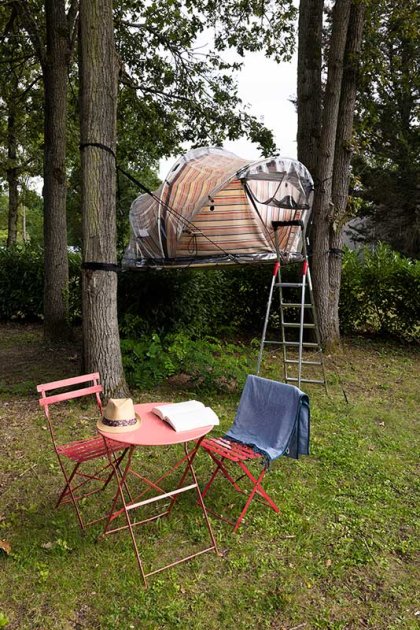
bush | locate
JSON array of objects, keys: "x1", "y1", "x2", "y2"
[
  {"x1": 118, "y1": 263, "x2": 297, "y2": 339},
  {"x1": 1, "y1": 244, "x2": 417, "y2": 343},
  {"x1": 340, "y1": 243, "x2": 419, "y2": 341},
  {"x1": 0, "y1": 246, "x2": 82, "y2": 323},
  {"x1": 121, "y1": 331, "x2": 253, "y2": 391},
  {"x1": 0, "y1": 246, "x2": 44, "y2": 320}
]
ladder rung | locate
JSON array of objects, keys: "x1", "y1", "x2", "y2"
[
  {"x1": 287, "y1": 378, "x2": 326, "y2": 385},
  {"x1": 283, "y1": 323, "x2": 315, "y2": 328},
  {"x1": 285, "y1": 360, "x2": 322, "y2": 365},
  {"x1": 281, "y1": 303, "x2": 312, "y2": 308},
  {"x1": 275, "y1": 282, "x2": 304, "y2": 288},
  {"x1": 262, "y1": 341, "x2": 320, "y2": 348},
  {"x1": 283, "y1": 341, "x2": 319, "y2": 347}
]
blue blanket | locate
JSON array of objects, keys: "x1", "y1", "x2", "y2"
[{"x1": 225, "y1": 375, "x2": 310, "y2": 465}]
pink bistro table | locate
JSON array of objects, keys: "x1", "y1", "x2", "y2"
[{"x1": 98, "y1": 402, "x2": 219, "y2": 586}]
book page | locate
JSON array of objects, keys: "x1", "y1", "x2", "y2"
[
  {"x1": 152, "y1": 400, "x2": 204, "y2": 420},
  {"x1": 163, "y1": 406, "x2": 219, "y2": 432}
]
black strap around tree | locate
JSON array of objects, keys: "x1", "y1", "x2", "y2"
[{"x1": 81, "y1": 262, "x2": 119, "y2": 272}]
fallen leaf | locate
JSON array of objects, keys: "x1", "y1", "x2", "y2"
[
  {"x1": 41, "y1": 541, "x2": 54, "y2": 550},
  {"x1": 0, "y1": 540, "x2": 11, "y2": 555}
]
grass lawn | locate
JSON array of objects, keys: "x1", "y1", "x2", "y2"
[{"x1": 0, "y1": 323, "x2": 419, "y2": 629}]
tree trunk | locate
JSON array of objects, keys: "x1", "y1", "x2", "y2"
[
  {"x1": 6, "y1": 110, "x2": 19, "y2": 248},
  {"x1": 297, "y1": 0, "x2": 324, "y2": 179},
  {"x1": 79, "y1": 0, "x2": 129, "y2": 398},
  {"x1": 42, "y1": 0, "x2": 72, "y2": 342},
  {"x1": 310, "y1": 0, "x2": 351, "y2": 347},
  {"x1": 328, "y1": 2, "x2": 365, "y2": 344}
]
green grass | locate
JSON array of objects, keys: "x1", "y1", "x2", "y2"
[{"x1": 0, "y1": 325, "x2": 419, "y2": 629}]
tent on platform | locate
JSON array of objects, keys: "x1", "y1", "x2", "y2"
[{"x1": 123, "y1": 147, "x2": 314, "y2": 269}]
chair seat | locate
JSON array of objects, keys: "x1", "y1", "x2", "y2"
[
  {"x1": 57, "y1": 435, "x2": 126, "y2": 463},
  {"x1": 200, "y1": 436, "x2": 262, "y2": 462}
]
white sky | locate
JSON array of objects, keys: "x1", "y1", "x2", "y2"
[
  {"x1": 159, "y1": 50, "x2": 298, "y2": 179},
  {"x1": 31, "y1": 47, "x2": 298, "y2": 191}
]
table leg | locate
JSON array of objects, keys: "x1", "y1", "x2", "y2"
[
  {"x1": 100, "y1": 437, "x2": 219, "y2": 587},
  {"x1": 102, "y1": 444, "x2": 148, "y2": 585},
  {"x1": 167, "y1": 437, "x2": 219, "y2": 555}
]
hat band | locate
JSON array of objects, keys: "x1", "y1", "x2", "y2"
[{"x1": 102, "y1": 416, "x2": 137, "y2": 428}]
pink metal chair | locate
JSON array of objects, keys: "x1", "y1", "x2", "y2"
[
  {"x1": 199, "y1": 375, "x2": 310, "y2": 532},
  {"x1": 37, "y1": 373, "x2": 128, "y2": 530}
]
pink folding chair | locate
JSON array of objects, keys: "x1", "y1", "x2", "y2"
[
  {"x1": 37, "y1": 373, "x2": 129, "y2": 530},
  {"x1": 199, "y1": 375, "x2": 310, "y2": 532}
]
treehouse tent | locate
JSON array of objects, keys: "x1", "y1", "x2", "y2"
[{"x1": 123, "y1": 147, "x2": 314, "y2": 269}]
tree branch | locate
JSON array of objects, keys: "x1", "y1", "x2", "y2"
[
  {"x1": 120, "y1": 72, "x2": 193, "y2": 103},
  {"x1": 12, "y1": 0, "x2": 46, "y2": 67}
]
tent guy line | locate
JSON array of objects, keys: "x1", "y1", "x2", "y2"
[{"x1": 80, "y1": 141, "x2": 242, "y2": 267}]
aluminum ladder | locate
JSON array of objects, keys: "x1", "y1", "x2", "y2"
[{"x1": 257, "y1": 220, "x2": 327, "y2": 390}]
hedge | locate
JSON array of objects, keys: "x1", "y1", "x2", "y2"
[{"x1": 0, "y1": 244, "x2": 418, "y2": 342}]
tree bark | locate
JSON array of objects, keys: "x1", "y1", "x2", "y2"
[
  {"x1": 42, "y1": 0, "x2": 72, "y2": 341},
  {"x1": 6, "y1": 110, "x2": 19, "y2": 247},
  {"x1": 297, "y1": 0, "x2": 324, "y2": 179},
  {"x1": 328, "y1": 2, "x2": 365, "y2": 344},
  {"x1": 310, "y1": 0, "x2": 351, "y2": 347},
  {"x1": 79, "y1": 0, "x2": 129, "y2": 398}
]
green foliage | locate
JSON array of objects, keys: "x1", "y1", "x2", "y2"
[
  {"x1": 0, "y1": 246, "x2": 44, "y2": 320},
  {"x1": 353, "y1": 0, "x2": 420, "y2": 257},
  {"x1": 121, "y1": 331, "x2": 252, "y2": 390},
  {"x1": 0, "y1": 246, "x2": 82, "y2": 323},
  {"x1": 340, "y1": 244, "x2": 420, "y2": 341},
  {"x1": 0, "y1": 188, "x2": 43, "y2": 248},
  {"x1": 2, "y1": 245, "x2": 418, "y2": 343},
  {"x1": 113, "y1": 0, "x2": 297, "y2": 156}
]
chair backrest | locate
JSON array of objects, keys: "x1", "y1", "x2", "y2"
[{"x1": 37, "y1": 373, "x2": 103, "y2": 448}]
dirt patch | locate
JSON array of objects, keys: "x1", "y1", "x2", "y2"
[{"x1": 0, "y1": 323, "x2": 82, "y2": 390}]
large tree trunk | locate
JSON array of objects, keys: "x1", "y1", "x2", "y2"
[
  {"x1": 297, "y1": 0, "x2": 324, "y2": 179},
  {"x1": 6, "y1": 110, "x2": 19, "y2": 248},
  {"x1": 42, "y1": 0, "x2": 72, "y2": 341},
  {"x1": 79, "y1": 0, "x2": 129, "y2": 398},
  {"x1": 310, "y1": 0, "x2": 351, "y2": 347},
  {"x1": 328, "y1": 3, "x2": 365, "y2": 343}
]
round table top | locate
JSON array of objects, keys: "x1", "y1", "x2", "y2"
[{"x1": 98, "y1": 401, "x2": 215, "y2": 446}]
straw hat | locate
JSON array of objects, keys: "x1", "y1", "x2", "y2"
[{"x1": 97, "y1": 398, "x2": 141, "y2": 433}]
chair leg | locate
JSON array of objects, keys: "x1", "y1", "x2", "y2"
[
  {"x1": 57, "y1": 461, "x2": 86, "y2": 530},
  {"x1": 102, "y1": 448, "x2": 131, "y2": 500},
  {"x1": 233, "y1": 467, "x2": 267, "y2": 533},
  {"x1": 202, "y1": 452, "x2": 245, "y2": 497},
  {"x1": 237, "y1": 461, "x2": 280, "y2": 513},
  {"x1": 56, "y1": 462, "x2": 81, "y2": 509},
  {"x1": 201, "y1": 455, "x2": 225, "y2": 499},
  {"x1": 201, "y1": 449, "x2": 280, "y2": 533}
]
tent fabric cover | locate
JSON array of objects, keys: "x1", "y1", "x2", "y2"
[{"x1": 123, "y1": 147, "x2": 314, "y2": 269}]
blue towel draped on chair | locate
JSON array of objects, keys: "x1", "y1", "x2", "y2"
[{"x1": 225, "y1": 375, "x2": 310, "y2": 464}]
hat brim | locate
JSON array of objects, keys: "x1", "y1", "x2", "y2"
[{"x1": 97, "y1": 412, "x2": 141, "y2": 434}]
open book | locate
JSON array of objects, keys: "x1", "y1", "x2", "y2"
[{"x1": 152, "y1": 400, "x2": 219, "y2": 432}]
